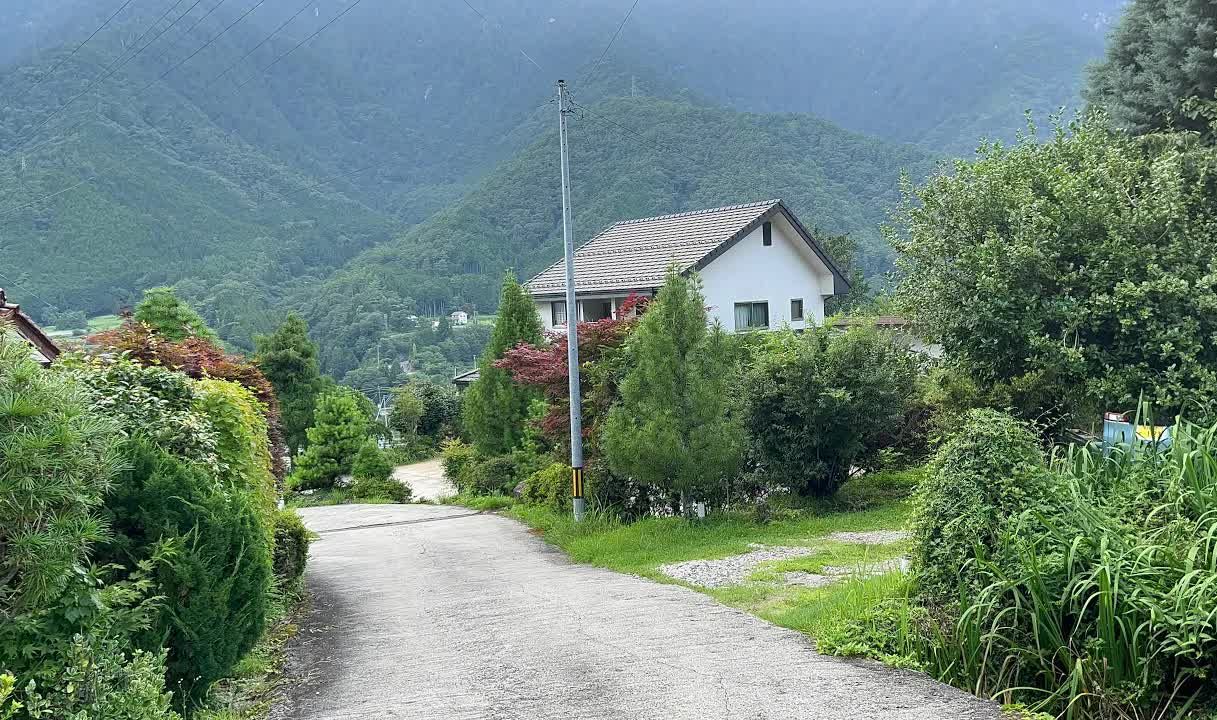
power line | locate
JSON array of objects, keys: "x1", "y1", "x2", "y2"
[
  {"x1": 135, "y1": 0, "x2": 270, "y2": 95},
  {"x1": 0, "y1": 270, "x2": 62, "y2": 313},
  {"x1": 0, "y1": 176, "x2": 96, "y2": 224},
  {"x1": 9, "y1": 0, "x2": 139, "y2": 106},
  {"x1": 201, "y1": 0, "x2": 313, "y2": 90},
  {"x1": 456, "y1": 0, "x2": 545, "y2": 72},
  {"x1": 0, "y1": 0, "x2": 202, "y2": 159},
  {"x1": 228, "y1": 0, "x2": 367, "y2": 94},
  {"x1": 149, "y1": 0, "x2": 230, "y2": 67},
  {"x1": 579, "y1": 0, "x2": 640, "y2": 88}
]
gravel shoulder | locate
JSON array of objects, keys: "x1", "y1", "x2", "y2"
[
  {"x1": 391, "y1": 457, "x2": 451, "y2": 501},
  {"x1": 277, "y1": 504, "x2": 996, "y2": 720}
]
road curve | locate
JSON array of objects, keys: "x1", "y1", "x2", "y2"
[{"x1": 276, "y1": 504, "x2": 996, "y2": 720}]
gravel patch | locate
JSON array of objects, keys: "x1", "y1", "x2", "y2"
[
  {"x1": 825, "y1": 530, "x2": 910, "y2": 545},
  {"x1": 659, "y1": 546, "x2": 815, "y2": 588}
]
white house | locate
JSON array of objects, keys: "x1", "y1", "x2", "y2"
[
  {"x1": 524, "y1": 200, "x2": 849, "y2": 331},
  {"x1": 449, "y1": 310, "x2": 469, "y2": 326}
]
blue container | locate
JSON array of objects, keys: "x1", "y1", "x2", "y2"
[{"x1": 1102, "y1": 412, "x2": 1171, "y2": 452}]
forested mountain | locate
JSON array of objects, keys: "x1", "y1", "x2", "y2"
[
  {"x1": 0, "y1": 0, "x2": 1120, "y2": 378},
  {"x1": 299, "y1": 94, "x2": 938, "y2": 376}
]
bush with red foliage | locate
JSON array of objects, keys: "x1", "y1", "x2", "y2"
[
  {"x1": 87, "y1": 318, "x2": 289, "y2": 482},
  {"x1": 496, "y1": 294, "x2": 646, "y2": 444}
]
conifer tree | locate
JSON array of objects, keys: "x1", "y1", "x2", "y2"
[
  {"x1": 290, "y1": 389, "x2": 369, "y2": 489},
  {"x1": 1086, "y1": 0, "x2": 1217, "y2": 138},
  {"x1": 462, "y1": 271, "x2": 543, "y2": 454},
  {"x1": 256, "y1": 314, "x2": 324, "y2": 454},
  {"x1": 602, "y1": 271, "x2": 744, "y2": 513},
  {"x1": 133, "y1": 286, "x2": 218, "y2": 342}
]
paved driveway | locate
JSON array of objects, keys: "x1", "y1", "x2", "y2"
[
  {"x1": 277, "y1": 504, "x2": 996, "y2": 720},
  {"x1": 392, "y1": 458, "x2": 451, "y2": 501}
]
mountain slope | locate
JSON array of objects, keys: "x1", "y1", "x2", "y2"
[{"x1": 299, "y1": 94, "x2": 939, "y2": 375}]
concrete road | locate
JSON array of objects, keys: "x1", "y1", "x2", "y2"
[
  {"x1": 277, "y1": 504, "x2": 996, "y2": 720},
  {"x1": 392, "y1": 458, "x2": 451, "y2": 502}
]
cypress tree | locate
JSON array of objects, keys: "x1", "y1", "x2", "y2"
[
  {"x1": 290, "y1": 389, "x2": 369, "y2": 489},
  {"x1": 256, "y1": 314, "x2": 324, "y2": 454},
  {"x1": 133, "y1": 286, "x2": 218, "y2": 342},
  {"x1": 1086, "y1": 0, "x2": 1217, "y2": 138},
  {"x1": 462, "y1": 271, "x2": 543, "y2": 454},
  {"x1": 601, "y1": 271, "x2": 744, "y2": 513}
]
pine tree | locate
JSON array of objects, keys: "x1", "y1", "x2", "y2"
[
  {"x1": 256, "y1": 314, "x2": 324, "y2": 455},
  {"x1": 601, "y1": 271, "x2": 744, "y2": 513},
  {"x1": 133, "y1": 286, "x2": 218, "y2": 342},
  {"x1": 462, "y1": 271, "x2": 543, "y2": 454},
  {"x1": 289, "y1": 389, "x2": 369, "y2": 489},
  {"x1": 1086, "y1": 0, "x2": 1217, "y2": 138}
]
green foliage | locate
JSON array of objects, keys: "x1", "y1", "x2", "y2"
[
  {"x1": 521, "y1": 463, "x2": 573, "y2": 512},
  {"x1": 100, "y1": 441, "x2": 273, "y2": 708},
  {"x1": 0, "y1": 330, "x2": 121, "y2": 609},
  {"x1": 352, "y1": 441, "x2": 392, "y2": 483},
  {"x1": 193, "y1": 378, "x2": 276, "y2": 523},
  {"x1": 440, "y1": 438, "x2": 477, "y2": 486},
  {"x1": 134, "y1": 287, "x2": 219, "y2": 343},
  {"x1": 743, "y1": 324, "x2": 920, "y2": 497},
  {"x1": 893, "y1": 114, "x2": 1217, "y2": 430},
  {"x1": 603, "y1": 272, "x2": 745, "y2": 508},
  {"x1": 405, "y1": 380, "x2": 461, "y2": 439},
  {"x1": 1086, "y1": 0, "x2": 1217, "y2": 138},
  {"x1": 271, "y1": 510, "x2": 312, "y2": 590},
  {"x1": 255, "y1": 314, "x2": 324, "y2": 456},
  {"x1": 910, "y1": 409, "x2": 1049, "y2": 605},
  {"x1": 0, "y1": 327, "x2": 180, "y2": 720},
  {"x1": 918, "y1": 422, "x2": 1217, "y2": 718},
  {"x1": 836, "y1": 467, "x2": 926, "y2": 511},
  {"x1": 462, "y1": 272, "x2": 543, "y2": 455},
  {"x1": 59, "y1": 352, "x2": 219, "y2": 469},
  {"x1": 290, "y1": 389, "x2": 371, "y2": 490},
  {"x1": 349, "y1": 475, "x2": 412, "y2": 504},
  {"x1": 388, "y1": 387, "x2": 425, "y2": 437}
]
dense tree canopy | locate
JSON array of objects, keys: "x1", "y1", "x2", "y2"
[
  {"x1": 892, "y1": 114, "x2": 1217, "y2": 428},
  {"x1": 133, "y1": 287, "x2": 219, "y2": 343},
  {"x1": 1086, "y1": 0, "x2": 1217, "y2": 138}
]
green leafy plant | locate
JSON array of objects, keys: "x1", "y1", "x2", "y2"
[
  {"x1": 271, "y1": 509, "x2": 312, "y2": 589},
  {"x1": 290, "y1": 389, "x2": 371, "y2": 490}
]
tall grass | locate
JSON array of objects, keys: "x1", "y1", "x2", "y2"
[{"x1": 919, "y1": 422, "x2": 1217, "y2": 719}]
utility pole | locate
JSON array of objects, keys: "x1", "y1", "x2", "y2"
[{"x1": 557, "y1": 79, "x2": 586, "y2": 523}]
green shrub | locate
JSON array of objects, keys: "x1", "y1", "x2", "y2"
[
  {"x1": 349, "y1": 475, "x2": 412, "y2": 503},
  {"x1": 910, "y1": 409, "x2": 1048, "y2": 605},
  {"x1": 920, "y1": 422, "x2": 1217, "y2": 718},
  {"x1": 290, "y1": 389, "x2": 369, "y2": 490},
  {"x1": 743, "y1": 325, "x2": 919, "y2": 497},
  {"x1": 522, "y1": 463, "x2": 572, "y2": 510},
  {"x1": 0, "y1": 328, "x2": 181, "y2": 720},
  {"x1": 271, "y1": 510, "x2": 312, "y2": 588},
  {"x1": 193, "y1": 378, "x2": 276, "y2": 527},
  {"x1": 352, "y1": 440, "x2": 392, "y2": 482},
  {"x1": 384, "y1": 434, "x2": 436, "y2": 465},
  {"x1": 101, "y1": 441, "x2": 273, "y2": 707},
  {"x1": 440, "y1": 438, "x2": 477, "y2": 485},
  {"x1": 408, "y1": 380, "x2": 461, "y2": 438},
  {"x1": 836, "y1": 467, "x2": 925, "y2": 510},
  {"x1": 462, "y1": 455, "x2": 517, "y2": 495},
  {"x1": 388, "y1": 387, "x2": 424, "y2": 436}
]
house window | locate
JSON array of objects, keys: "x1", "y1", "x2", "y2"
[
  {"x1": 581, "y1": 298, "x2": 613, "y2": 322},
  {"x1": 551, "y1": 301, "x2": 567, "y2": 326},
  {"x1": 790, "y1": 298, "x2": 804, "y2": 321},
  {"x1": 734, "y1": 302, "x2": 769, "y2": 330},
  {"x1": 762, "y1": 221, "x2": 772, "y2": 246}
]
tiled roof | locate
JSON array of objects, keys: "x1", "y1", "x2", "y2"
[{"x1": 525, "y1": 200, "x2": 785, "y2": 295}]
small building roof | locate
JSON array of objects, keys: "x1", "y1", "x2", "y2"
[
  {"x1": 0, "y1": 288, "x2": 61, "y2": 366},
  {"x1": 452, "y1": 367, "x2": 480, "y2": 388},
  {"x1": 524, "y1": 200, "x2": 850, "y2": 297}
]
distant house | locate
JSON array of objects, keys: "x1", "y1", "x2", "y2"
[
  {"x1": 0, "y1": 288, "x2": 61, "y2": 366},
  {"x1": 450, "y1": 310, "x2": 469, "y2": 326},
  {"x1": 452, "y1": 367, "x2": 479, "y2": 389},
  {"x1": 524, "y1": 200, "x2": 849, "y2": 331}
]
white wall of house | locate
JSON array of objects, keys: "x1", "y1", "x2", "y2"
[{"x1": 699, "y1": 215, "x2": 834, "y2": 331}]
